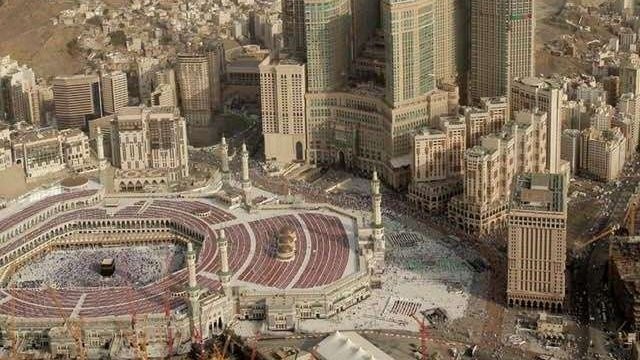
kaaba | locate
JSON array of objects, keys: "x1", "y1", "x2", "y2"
[{"x1": 100, "y1": 258, "x2": 115, "y2": 277}]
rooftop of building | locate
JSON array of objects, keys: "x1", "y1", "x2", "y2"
[
  {"x1": 312, "y1": 331, "x2": 395, "y2": 360},
  {"x1": 511, "y1": 173, "x2": 566, "y2": 213},
  {"x1": 12, "y1": 128, "x2": 60, "y2": 143},
  {"x1": 610, "y1": 237, "x2": 640, "y2": 283},
  {"x1": 263, "y1": 52, "x2": 305, "y2": 67}
]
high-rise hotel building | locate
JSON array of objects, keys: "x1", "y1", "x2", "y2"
[
  {"x1": 259, "y1": 53, "x2": 307, "y2": 165},
  {"x1": 507, "y1": 173, "x2": 567, "y2": 310},
  {"x1": 304, "y1": 0, "x2": 352, "y2": 93},
  {"x1": 382, "y1": 0, "x2": 435, "y2": 106},
  {"x1": 469, "y1": 0, "x2": 534, "y2": 103},
  {"x1": 101, "y1": 71, "x2": 129, "y2": 115},
  {"x1": 52, "y1": 75, "x2": 102, "y2": 129}
]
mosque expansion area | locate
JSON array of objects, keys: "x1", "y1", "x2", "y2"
[{"x1": 0, "y1": 173, "x2": 384, "y2": 358}]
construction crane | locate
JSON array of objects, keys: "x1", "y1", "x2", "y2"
[
  {"x1": 624, "y1": 197, "x2": 639, "y2": 236},
  {"x1": 250, "y1": 332, "x2": 261, "y2": 360},
  {"x1": 164, "y1": 295, "x2": 174, "y2": 359},
  {"x1": 579, "y1": 224, "x2": 621, "y2": 250},
  {"x1": 45, "y1": 286, "x2": 86, "y2": 359},
  {"x1": 162, "y1": 245, "x2": 175, "y2": 360},
  {"x1": 412, "y1": 313, "x2": 428, "y2": 360},
  {"x1": 220, "y1": 329, "x2": 232, "y2": 358},
  {"x1": 7, "y1": 294, "x2": 21, "y2": 358}
]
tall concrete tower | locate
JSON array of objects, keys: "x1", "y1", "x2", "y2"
[
  {"x1": 186, "y1": 242, "x2": 202, "y2": 339},
  {"x1": 241, "y1": 143, "x2": 251, "y2": 190},
  {"x1": 96, "y1": 127, "x2": 107, "y2": 169},
  {"x1": 371, "y1": 171, "x2": 384, "y2": 239},
  {"x1": 469, "y1": 0, "x2": 534, "y2": 103},
  {"x1": 382, "y1": 0, "x2": 435, "y2": 107},
  {"x1": 304, "y1": 0, "x2": 352, "y2": 93},
  {"x1": 282, "y1": 0, "x2": 307, "y2": 58},
  {"x1": 187, "y1": 242, "x2": 198, "y2": 289},
  {"x1": 370, "y1": 171, "x2": 385, "y2": 271},
  {"x1": 217, "y1": 229, "x2": 231, "y2": 283},
  {"x1": 219, "y1": 136, "x2": 230, "y2": 184},
  {"x1": 101, "y1": 71, "x2": 128, "y2": 115}
]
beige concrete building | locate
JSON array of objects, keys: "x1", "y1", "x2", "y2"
[
  {"x1": 259, "y1": 53, "x2": 307, "y2": 165},
  {"x1": 304, "y1": 0, "x2": 352, "y2": 93},
  {"x1": 561, "y1": 129, "x2": 581, "y2": 176},
  {"x1": 434, "y1": 0, "x2": 464, "y2": 84},
  {"x1": 155, "y1": 69, "x2": 179, "y2": 106},
  {"x1": 411, "y1": 115, "x2": 466, "y2": 182},
  {"x1": 511, "y1": 77, "x2": 564, "y2": 173},
  {"x1": 175, "y1": 54, "x2": 212, "y2": 127},
  {"x1": 110, "y1": 106, "x2": 190, "y2": 191},
  {"x1": 408, "y1": 115, "x2": 465, "y2": 213},
  {"x1": 101, "y1": 71, "x2": 128, "y2": 115},
  {"x1": 151, "y1": 84, "x2": 177, "y2": 107},
  {"x1": 621, "y1": 53, "x2": 640, "y2": 96},
  {"x1": 52, "y1": 75, "x2": 102, "y2": 129},
  {"x1": 12, "y1": 128, "x2": 92, "y2": 179},
  {"x1": 507, "y1": 173, "x2": 567, "y2": 310},
  {"x1": 382, "y1": 0, "x2": 435, "y2": 106},
  {"x1": 580, "y1": 127, "x2": 627, "y2": 181},
  {"x1": 613, "y1": 115, "x2": 640, "y2": 159},
  {"x1": 305, "y1": 88, "x2": 454, "y2": 189},
  {"x1": 206, "y1": 45, "x2": 224, "y2": 112},
  {"x1": 136, "y1": 57, "x2": 161, "y2": 105},
  {"x1": 619, "y1": 92, "x2": 640, "y2": 119},
  {"x1": 590, "y1": 103, "x2": 615, "y2": 131},
  {"x1": 448, "y1": 130, "x2": 517, "y2": 235},
  {"x1": 463, "y1": 97, "x2": 509, "y2": 147},
  {"x1": 0, "y1": 122, "x2": 11, "y2": 172},
  {"x1": 470, "y1": 0, "x2": 534, "y2": 103},
  {"x1": 6, "y1": 66, "x2": 42, "y2": 125},
  {"x1": 513, "y1": 109, "x2": 547, "y2": 175}
]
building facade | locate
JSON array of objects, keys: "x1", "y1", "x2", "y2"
[
  {"x1": 101, "y1": 71, "x2": 129, "y2": 115},
  {"x1": 580, "y1": 127, "x2": 627, "y2": 181},
  {"x1": 259, "y1": 54, "x2": 307, "y2": 165},
  {"x1": 12, "y1": 128, "x2": 92, "y2": 179},
  {"x1": 469, "y1": 0, "x2": 534, "y2": 103},
  {"x1": 510, "y1": 77, "x2": 564, "y2": 173},
  {"x1": 110, "y1": 106, "x2": 190, "y2": 191},
  {"x1": 507, "y1": 173, "x2": 567, "y2": 310},
  {"x1": 52, "y1": 75, "x2": 102, "y2": 129}
]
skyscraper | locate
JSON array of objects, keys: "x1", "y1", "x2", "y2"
[
  {"x1": 52, "y1": 75, "x2": 102, "y2": 129},
  {"x1": 259, "y1": 53, "x2": 307, "y2": 165},
  {"x1": 382, "y1": 0, "x2": 435, "y2": 106},
  {"x1": 434, "y1": 0, "x2": 464, "y2": 84},
  {"x1": 176, "y1": 54, "x2": 212, "y2": 126},
  {"x1": 101, "y1": 71, "x2": 129, "y2": 115},
  {"x1": 304, "y1": 0, "x2": 352, "y2": 93},
  {"x1": 470, "y1": 0, "x2": 534, "y2": 103},
  {"x1": 282, "y1": 0, "x2": 306, "y2": 57}
]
